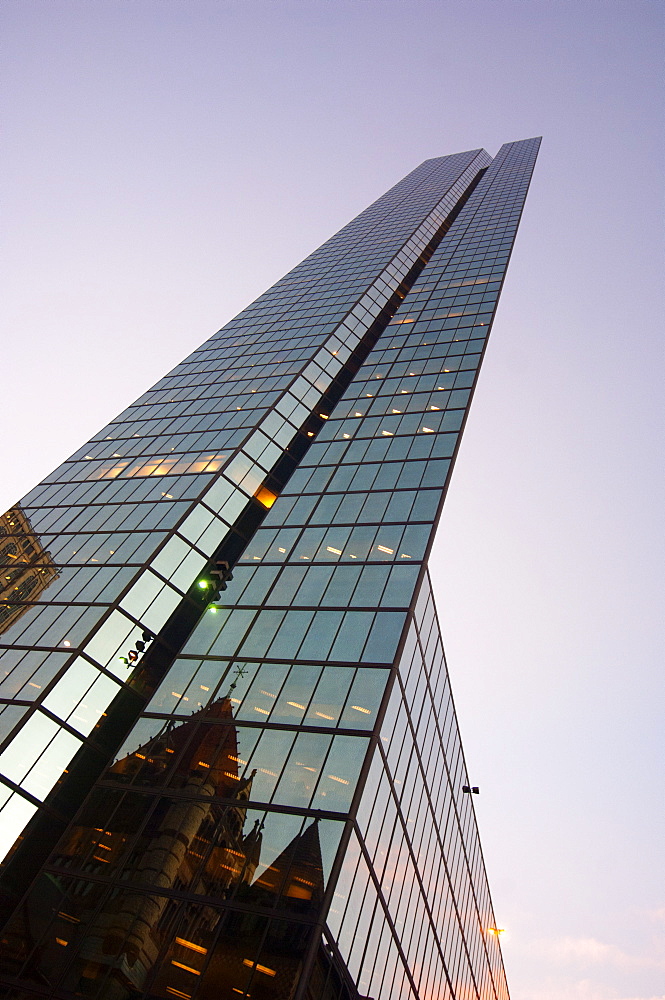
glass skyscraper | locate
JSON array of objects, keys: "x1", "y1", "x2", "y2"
[{"x1": 0, "y1": 137, "x2": 540, "y2": 1000}]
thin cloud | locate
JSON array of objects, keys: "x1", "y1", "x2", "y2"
[
  {"x1": 598, "y1": 994, "x2": 664, "y2": 1000},
  {"x1": 515, "y1": 980, "x2": 665, "y2": 1000},
  {"x1": 524, "y1": 935, "x2": 665, "y2": 970}
]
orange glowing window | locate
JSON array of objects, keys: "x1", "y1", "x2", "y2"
[
  {"x1": 171, "y1": 960, "x2": 201, "y2": 975},
  {"x1": 255, "y1": 487, "x2": 278, "y2": 508},
  {"x1": 286, "y1": 883, "x2": 312, "y2": 900},
  {"x1": 175, "y1": 937, "x2": 207, "y2": 955},
  {"x1": 243, "y1": 960, "x2": 276, "y2": 977}
]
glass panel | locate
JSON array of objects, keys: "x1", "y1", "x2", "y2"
[
  {"x1": 340, "y1": 668, "x2": 390, "y2": 731},
  {"x1": 0, "y1": 649, "x2": 71, "y2": 700}
]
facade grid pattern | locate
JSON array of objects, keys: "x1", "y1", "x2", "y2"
[{"x1": 0, "y1": 137, "x2": 540, "y2": 1000}]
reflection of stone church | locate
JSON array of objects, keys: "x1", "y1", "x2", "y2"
[
  {"x1": 9, "y1": 695, "x2": 328, "y2": 999},
  {"x1": 0, "y1": 507, "x2": 59, "y2": 635}
]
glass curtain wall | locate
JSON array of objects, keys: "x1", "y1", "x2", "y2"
[
  {"x1": 0, "y1": 148, "x2": 489, "y2": 881},
  {"x1": 0, "y1": 138, "x2": 540, "y2": 1000}
]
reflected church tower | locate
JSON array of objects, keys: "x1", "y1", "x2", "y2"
[
  {"x1": 46, "y1": 689, "x2": 262, "y2": 996},
  {"x1": 2, "y1": 676, "x2": 328, "y2": 999}
]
